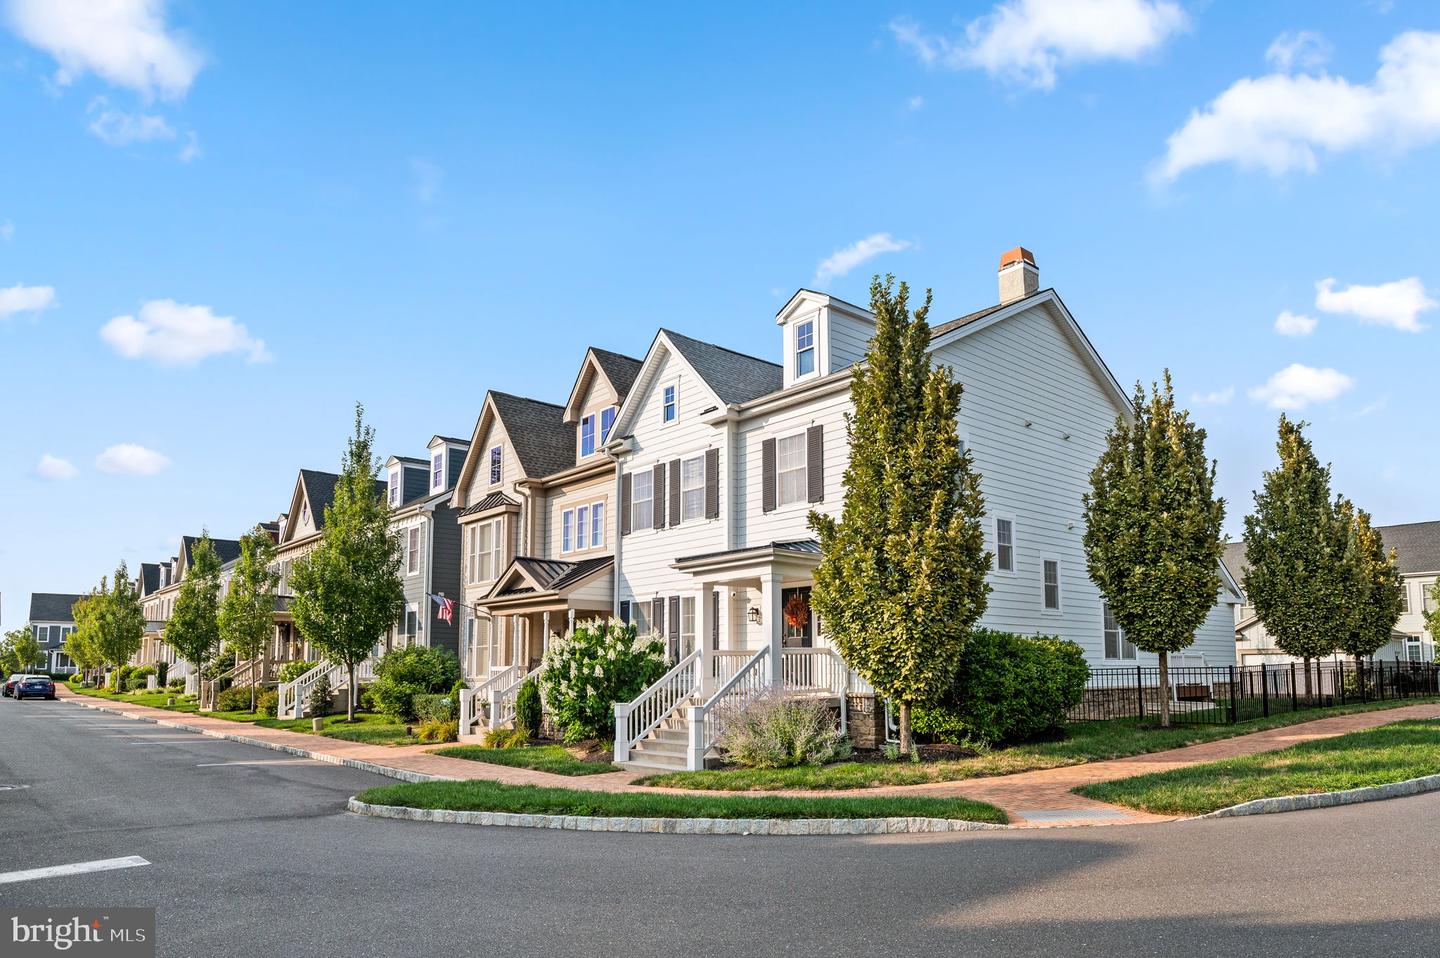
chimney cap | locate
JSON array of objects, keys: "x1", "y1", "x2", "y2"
[{"x1": 999, "y1": 246, "x2": 1037, "y2": 270}]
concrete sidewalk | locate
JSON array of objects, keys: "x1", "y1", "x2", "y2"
[{"x1": 58, "y1": 687, "x2": 1440, "y2": 828}]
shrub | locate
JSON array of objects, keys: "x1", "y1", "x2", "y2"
[
  {"x1": 214, "y1": 684, "x2": 257, "y2": 712},
  {"x1": 412, "y1": 693, "x2": 456, "y2": 723},
  {"x1": 514, "y1": 677, "x2": 542, "y2": 738},
  {"x1": 416, "y1": 717, "x2": 458, "y2": 743},
  {"x1": 370, "y1": 646, "x2": 463, "y2": 720},
  {"x1": 125, "y1": 665, "x2": 157, "y2": 692},
  {"x1": 278, "y1": 660, "x2": 317, "y2": 684},
  {"x1": 166, "y1": 678, "x2": 186, "y2": 693},
  {"x1": 357, "y1": 685, "x2": 378, "y2": 712},
  {"x1": 256, "y1": 689, "x2": 279, "y2": 718},
  {"x1": 913, "y1": 629, "x2": 1089, "y2": 746},
  {"x1": 484, "y1": 727, "x2": 529, "y2": 749},
  {"x1": 540, "y1": 619, "x2": 667, "y2": 743},
  {"x1": 716, "y1": 692, "x2": 850, "y2": 769},
  {"x1": 307, "y1": 674, "x2": 333, "y2": 717}
]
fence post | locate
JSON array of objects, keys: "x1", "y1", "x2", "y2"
[
  {"x1": 1135, "y1": 665, "x2": 1144, "y2": 720},
  {"x1": 1338, "y1": 659, "x2": 1346, "y2": 705},
  {"x1": 1228, "y1": 665, "x2": 1238, "y2": 723},
  {"x1": 1290, "y1": 662, "x2": 1298, "y2": 711},
  {"x1": 1260, "y1": 662, "x2": 1269, "y2": 717}
]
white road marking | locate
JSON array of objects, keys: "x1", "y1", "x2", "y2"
[
  {"x1": 195, "y1": 759, "x2": 319, "y2": 767},
  {"x1": 0, "y1": 856, "x2": 150, "y2": 885}
]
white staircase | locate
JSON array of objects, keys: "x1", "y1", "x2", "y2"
[
  {"x1": 276, "y1": 656, "x2": 376, "y2": 719},
  {"x1": 458, "y1": 666, "x2": 519, "y2": 738}
]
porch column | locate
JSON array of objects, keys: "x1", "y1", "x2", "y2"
[
  {"x1": 761, "y1": 571, "x2": 784, "y2": 686},
  {"x1": 697, "y1": 582, "x2": 715, "y2": 690},
  {"x1": 568, "y1": 608, "x2": 576, "y2": 634},
  {"x1": 542, "y1": 611, "x2": 551, "y2": 655}
]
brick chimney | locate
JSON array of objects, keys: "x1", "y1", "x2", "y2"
[{"x1": 998, "y1": 247, "x2": 1038, "y2": 305}]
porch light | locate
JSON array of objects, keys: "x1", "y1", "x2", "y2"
[{"x1": 747, "y1": 606, "x2": 762, "y2": 625}]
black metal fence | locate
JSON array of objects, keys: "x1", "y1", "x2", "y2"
[{"x1": 1069, "y1": 660, "x2": 1440, "y2": 726}]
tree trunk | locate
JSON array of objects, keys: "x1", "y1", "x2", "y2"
[
  {"x1": 898, "y1": 702, "x2": 912, "y2": 754},
  {"x1": 250, "y1": 658, "x2": 258, "y2": 713},
  {"x1": 347, "y1": 662, "x2": 357, "y2": 722},
  {"x1": 1303, "y1": 656, "x2": 1314, "y2": 702},
  {"x1": 1157, "y1": 650, "x2": 1172, "y2": 728}
]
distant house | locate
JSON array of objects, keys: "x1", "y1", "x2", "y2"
[
  {"x1": 26, "y1": 593, "x2": 85, "y2": 674},
  {"x1": 1225, "y1": 519, "x2": 1439, "y2": 664}
]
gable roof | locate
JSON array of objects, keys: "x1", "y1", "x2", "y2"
[
  {"x1": 459, "y1": 491, "x2": 519, "y2": 517},
  {"x1": 661, "y1": 329, "x2": 782, "y2": 406},
  {"x1": 29, "y1": 592, "x2": 86, "y2": 623},
  {"x1": 489, "y1": 392, "x2": 574, "y2": 479},
  {"x1": 1227, "y1": 521, "x2": 1440, "y2": 580},
  {"x1": 591, "y1": 348, "x2": 643, "y2": 400},
  {"x1": 284, "y1": 469, "x2": 388, "y2": 542},
  {"x1": 489, "y1": 555, "x2": 614, "y2": 599},
  {"x1": 138, "y1": 562, "x2": 162, "y2": 595},
  {"x1": 183, "y1": 535, "x2": 242, "y2": 569}
]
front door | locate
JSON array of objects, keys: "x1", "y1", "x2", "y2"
[{"x1": 781, "y1": 587, "x2": 813, "y2": 648}]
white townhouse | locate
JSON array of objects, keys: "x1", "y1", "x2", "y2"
[
  {"x1": 1225, "y1": 520, "x2": 1440, "y2": 665},
  {"x1": 604, "y1": 248, "x2": 1243, "y2": 769}
]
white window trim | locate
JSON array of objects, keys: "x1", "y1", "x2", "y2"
[
  {"x1": 1041, "y1": 554, "x2": 1062, "y2": 613},
  {"x1": 580, "y1": 413, "x2": 597, "y2": 458},
  {"x1": 562, "y1": 509, "x2": 575, "y2": 554},
  {"x1": 590, "y1": 500, "x2": 606, "y2": 550},
  {"x1": 1102, "y1": 603, "x2": 1136, "y2": 661},
  {"x1": 631, "y1": 469, "x2": 655, "y2": 530},
  {"x1": 489, "y1": 445, "x2": 503, "y2": 486},
  {"x1": 774, "y1": 429, "x2": 809, "y2": 509},
  {"x1": 993, "y1": 514, "x2": 1016, "y2": 574},
  {"x1": 794, "y1": 319, "x2": 817, "y2": 380},
  {"x1": 406, "y1": 526, "x2": 421, "y2": 576},
  {"x1": 389, "y1": 469, "x2": 400, "y2": 506},
  {"x1": 431, "y1": 452, "x2": 445, "y2": 491},
  {"x1": 680, "y1": 453, "x2": 706, "y2": 523},
  {"x1": 600, "y1": 406, "x2": 617, "y2": 443},
  {"x1": 660, "y1": 379, "x2": 679, "y2": 426}
]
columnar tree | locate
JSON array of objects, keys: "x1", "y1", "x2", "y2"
[
  {"x1": 66, "y1": 591, "x2": 106, "y2": 679},
  {"x1": 1336, "y1": 502, "x2": 1404, "y2": 670},
  {"x1": 165, "y1": 535, "x2": 224, "y2": 686},
  {"x1": 290, "y1": 403, "x2": 404, "y2": 722},
  {"x1": 1243, "y1": 416, "x2": 1349, "y2": 697},
  {"x1": 809, "y1": 275, "x2": 991, "y2": 752},
  {"x1": 1083, "y1": 372, "x2": 1225, "y2": 728},
  {"x1": 218, "y1": 526, "x2": 280, "y2": 711},
  {"x1": 1425, "y1": 583, "x2": 1440, "y2": 654},
  {"x1": 96, "y1": 563, "x2": 145, "y2": 673}
]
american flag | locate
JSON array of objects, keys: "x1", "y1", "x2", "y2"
[{"x1": 430, "y1": 593, "x2": 454, "y2": 625}]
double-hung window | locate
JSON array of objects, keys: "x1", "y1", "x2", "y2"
[
  {"x1": 776, "y1": 433, "x2": 807, "y2": 506},
  {"x1": 432, "y1": 454, "x2": 444, "y2": 489},
  {"x1": 632, "y1": 471, "x2": 654, "y2": 529},
  {"x1": 662, "y1": 384, "x2": 677, "y2": 423},
  {"x1": 407, "y1": 527, "x2": 420, "y2": 575},
  {"x1": 591, "y1": 502, "x2": 605, "y2": 548},
  {"x1": 389, "y1": 471, "x2": 399, "y2": 506},
  {"x1": 795, "y1": 320, "x2": 815, "y2": 377},
  {"x1": 472, "y1": 519, "x2": 504, "y2": 581},
  {"x1": 467, "y1": 524, "x2": 481, "y2": 582},
  {"x1": 1042, "y1": 558, "x2": 1061, "y2": 611},
  {"x1": 581, "y1": 415, "x2": 596, "y2": 457},
  {"x1": 1399, "y1": 583, "x2": 1410, "y2": 614},
  {"x1": 600, "y1": 407, "x2": 616, "y2": 442},
  {"x1": 489, "y1": 446, "x2": 502, "y2": 485},
  {"x1": 680, "y1": 596, "x2": 696, "y2": 657},
  {"x1": 995, "y1": 518, "x2": 1015, "y2": 572},
  {"x1": 562, "y1": 511, "x2": 574, "y2": 553},
  {"x1": 1103, "y1": 604, "x2": 1136, "y2": 659},
  {"x1": 1424, "y1": 583, "x2": 1436, "y2": 614},
  {"x1": 576, "y1": 505, "x2": 590, "y2": 549},
  {"x1": 681, "y1": 455, "x2": 705, "y2": 521}
]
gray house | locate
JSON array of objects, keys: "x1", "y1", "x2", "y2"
[{"x1": 27, "y1": 592, "x2": 86, "y2": 674}]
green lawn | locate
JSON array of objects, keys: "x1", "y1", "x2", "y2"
[
  {"x1": 637, "y1": 697, "x2": 1440, "y2": 791},
  {"x1": 356, "y1": 779, "x2": 1007, "y2": 823},
  {"x1": 1075, "y1": 719, "x2": 1440, "y2": 815},
  {"x1": 431, "y1": 744, "x2": 620, "y2": 776}
]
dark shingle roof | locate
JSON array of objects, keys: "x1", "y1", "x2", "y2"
[
  {"x1": 28, "y1": 593, "x2": 86, "y2": 623},
  {"x1": 661, "y1": 329, "x2": 783, "y2": 406},
  {"x1": 1224, "y1": 521, "x2": 1440, "y2": 580},
  {"x1": 1222, "y1": 541, "x2": 1249, "y2": 581},
  {"x1": 490, "y1": 392, "x2": 575, "y2": 479},
  {"x1": 460, "y1": 491, "x2": 519, "y2": 517},
  {"x1": 676, "y1": 539, "x2": 820, "y2": 565},
  {"x1": 139, "y1": 563, "x2": 161, "y2": 595},
  {"x1": 591, "y1": 348, "x2": 644, "y2": 400},
  {"x1": 299, "y1": 469, "x2": 388, "y2": 529},
  {"x1": 183, "y1": 535, "x2": 243, "y2": 568},
  {"x1": 929, "y1": 290, "x2": 1047, "y2": 339}
]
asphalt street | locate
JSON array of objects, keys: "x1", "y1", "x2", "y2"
[{"x1": 2, "y1": 695, "x2": 1437, "y2": 958}]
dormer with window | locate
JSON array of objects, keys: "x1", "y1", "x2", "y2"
[
  {"x1": 425, "y1": 436, "x2": 471, "y2": 495},
  {"x1": 563, "y1": 346, "x2": 642, "y2": 461},
  {"x1": 775, "y1": 290, "x2": 876, "y2": 388},
  {"x1": 384, "y1": 456, "x2": 430, "y2": 508}
]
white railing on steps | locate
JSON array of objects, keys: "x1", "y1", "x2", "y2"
[
  {"x1": 613, "y1": 650, "x2": 700, "y2": 763},
  {"x1": 489, "y1": 665, "x2": 544, "y2": 731},
  {"x1": 277, "y1": 656, "x2": 377, "y2": 719},
  {"x1": 687, "y1": 646, "x2": 770, "y2": 770},
  {"x1": 458, "y1": 666, "x2": 518, "y2": 736}
]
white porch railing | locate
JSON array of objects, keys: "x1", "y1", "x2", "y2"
[
  {"x1": 686, "y1": 646, "x2": 770, "y2": 770},
  {"x1": 459, "y1": 666, "x2": 518, "y2": 737},
  {"x1": 781, "y1": 647, "x2": 846, "y2": 694},
  {"x1": 489, "y1": 665, "x2": 544, "y2": 731},
  {"x1": 613, "y1": 650, "x2": 700, "y2": 763},
  {"x1": 276, "y1": 656, "x2": 376, "y2": 719},
  {"x1": 709, "y1": 650, "x2": 751, "y2": 689}
]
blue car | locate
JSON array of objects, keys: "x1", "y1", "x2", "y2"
[{"x1": 14, "y1": 676, "x2": 56, "y2": 700}]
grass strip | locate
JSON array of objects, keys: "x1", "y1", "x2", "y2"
[
  {"x1": 355, "y1": 779, "x2": 1008, "y2": 823},
  {"x1": 431, "y1": 745, "x2": 619, "y2": 776},
  {"x1": 637, "y1": 697, "x2": 1440, "y2": 791},
  {"x1": 1074, "y1": 719, "x2": 1440, "y2": 815}
]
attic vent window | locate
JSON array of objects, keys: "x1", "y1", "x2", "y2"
[
  {"x1": 662, "y1": 384, "x2": 677, "y2": 424},
  {"x1": 795, "y1": 320, "x2": 815, "y2": 377}
]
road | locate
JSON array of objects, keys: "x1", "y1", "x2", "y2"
[{"x1": 2, "y1": 695, "x2": 1437, "y2": 958}]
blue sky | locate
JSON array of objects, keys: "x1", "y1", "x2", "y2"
[{"x1": 2, "y1": 1, "x2": 1438, "y2": 631}]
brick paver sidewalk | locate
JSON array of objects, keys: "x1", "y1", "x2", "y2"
[{"x1": 58, "y1": 688, "x2": 1440, "y2": 829}]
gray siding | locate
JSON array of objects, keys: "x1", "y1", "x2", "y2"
[
  {"x1": 403, "y1": 464, "x2": 430, "y2": 503},
  {"x1": 428, "y1": 503, "x2": 464, "y2": 660}
]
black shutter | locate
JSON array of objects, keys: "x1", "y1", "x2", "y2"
[
  {"x1": 618, "y1": 600, "x2": 630, "y2": 625},
  {"x1": 704, "y1": 448, "x2": 719, "y2": 519},
  {"x1": 653, "y1": 463, "x2": 667, "y2": 529},
  {"x1": 710, "y1": 589, "x2": 720, "y2": 650},
  {"x1": 668, "y1": 458, "x2": 681, "y2": 527},
  {"x1": 621, "y1": 473, "x2": 633, "y2": 536},
  {"x1": 668, "y1": 596, "x2": 680, "y2": 640},
  {"x1": 761, "y1": 437, "x2": 777, "y2": 513},
  {"x1": 806, "y1": 425, "x2": 824, "y2": 503},
  {"x1": 652, "y1": 597, "x2": 665, "y2": 636}
]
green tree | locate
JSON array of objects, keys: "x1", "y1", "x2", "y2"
[
  {"x1": 1243, "y1": 416, "x2": 1349, "y2": 697},
  {"x1": 290, "y1": 403, "x2": 404, "y2": 721},
  {"x1": 1083, "y1": 373, "x2": 1225, "y2": 728},
  {"x1": 66, "y1": 591, "x2": 106, "y2": 677},
  {"x1": 95, "y1": 562, "x2": 145, "y2": 671},
  {"x1": 164, "y1": 535, "x2": 224, "y2": 685},
  {"x1": 218, "y1": 526, "x2": 279, "y2": 711},
  {"x1": 1336, "y1": 502, "x2": 1404, "y2": 669},
  {"x1": 2, "y1": 628, "x2": 44, "y2": 674},
  {"x1": 809, "y1": 275, "x2": 991, "y2": 751},
  {"x1": 1425, "y1": 582, "x2": 1440, "y2": 655}
]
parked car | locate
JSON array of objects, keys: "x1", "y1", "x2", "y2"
[
  {"x1": 14, "y1": 676, "x2": 56, "y2": 701},
  {"x1": 3, "y1": 673, "x2": 33, "y2": 697}
]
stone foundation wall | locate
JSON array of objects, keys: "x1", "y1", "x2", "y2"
[{"x1": 845, "y1": 694, "x2": 887, "y2": 749}]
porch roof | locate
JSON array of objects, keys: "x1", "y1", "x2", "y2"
[
  {"x1": 671, "y1": 539, "x2": 821, "y2": 580},
  {"x1": 483, "y1": 555, "x2": 614, "y2": 607},
  {"x1": 459, "y1": 491, "x2": 520, "y2": 517}
]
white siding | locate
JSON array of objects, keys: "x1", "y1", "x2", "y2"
[
  {"x1": 733, "y1": 386, "x2": 849, "y2": 547},
  {"x1": 826, "y1": 307, "x2": 872, "y2": 373}
]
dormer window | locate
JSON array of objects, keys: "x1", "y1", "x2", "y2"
[
  {"x1": 432, "y1": 453, "x2": 444, "y2": 490},
  {"x1": 389, "y1": 471, "x2": 400, "y2": 506},
  {"x1": 301, "y1": 501, "x2": 310, "y2": 526},
  {"x1": 581, "y1": 415, "x2": 596, "y2": 457},
  {"x1": 795, "y1": 320, "x2": 816, "y2": 377},
  {"x1": 662, "y1": 383, "x2": 677, "y2": 424},
  {"x1": 489, "y1": 446, "x2": 502, "y2": 485},
  {"x1": 600, "y1": 407, "x2": 616, "y2": 442}
]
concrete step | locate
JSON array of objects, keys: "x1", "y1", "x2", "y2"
[{"x1": 621, "y1": 758, "x2": 687, "y2": 773}]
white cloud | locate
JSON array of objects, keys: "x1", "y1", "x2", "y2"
[
  {"x1": 1265, "y1": 31, "x2": 1331, "y2": 72},
  {"x1": 1155, "y1": 31, "x2": 1440, "y2": 182},
  {"x1": 35, "y1": 454, "x2": 77, "y2": 480},
  {"x1": 1190, "y1": 386, "x2": 1234, "y2": 405},
  {"x1": 0, "y1": 282, "x2": 56, "y2": 321},
  {"x1": 1315, "y1": 276, "x2": 1434, "y2": 332},
  {"x1": 86, "y1": 100, "x2": 175, "y2": 145},
  {"x1": 411, "y1": 158, "x2": 443, "y2": 205},
  {"x1": 891, "y1": 0, "x2": 1188, "y2": 90},
  {"x1": 1273, "y1": 310, "x2": 1318, "y2": 337},
  {"x1": 100, "y1": 299, "x2": 272, "y2": 365},
  {"x1": 815, "y1": 233, "x2": 912, "y2": 284},
  {"x1": 1248, "y1": 363, "x2": 1354, "y2": 410},
  {"x1": 0, "y1": 219, "x2": 13, "y2": 241},
  {"x1": 95, "y1": 443, "x2": 169, "y2": 476},
  {"x1": 906, "y1": 95, "x2": 925, "y2": 111},
  {"x1": 5, "y1": 0, "x2": 202, "y2": 100}
]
